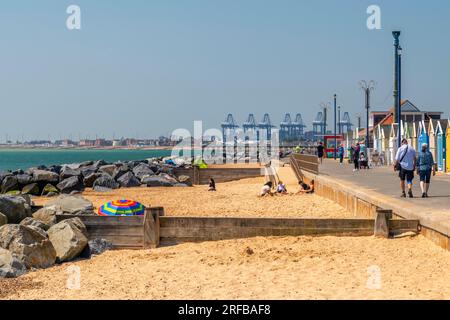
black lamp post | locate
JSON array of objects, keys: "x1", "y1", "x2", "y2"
[
  {"x1": 392, "y1": 31, "x2": 401, "y2": 148},
  {"x1": 398, "y1": 45, "x2": 403, "y2": 147},
  {"x1": 334, "y1": 94, "x2": 337, "y2": 160},
  {"x1": 338, "y1": 106, "x2": 341, "y2": 135},
  {"x1": 359, "y1": 81, "x2": 375, "y2": 149}
]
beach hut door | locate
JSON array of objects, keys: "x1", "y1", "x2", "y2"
[{"x1": 437, "y1": 134, "x2": 444, "y2": 171}]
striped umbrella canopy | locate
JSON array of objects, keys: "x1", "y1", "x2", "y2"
[{"x1": 97, "y1": 199, "x2": 145, "y2": 216}]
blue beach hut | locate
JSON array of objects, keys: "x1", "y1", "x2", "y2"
[{"x1": 418, "y1": 120, "x2": 429, "y2": 152}]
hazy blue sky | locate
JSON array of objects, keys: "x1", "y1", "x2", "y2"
[{"x1": 1, "y1": 0, "x2": 449, "y2": 141}]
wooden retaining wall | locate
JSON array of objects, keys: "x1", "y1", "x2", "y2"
[
  {"x1": 158, "y1": 216, "x2": 419, "y2": 245},
  {"x1": 56, "y1": 207, "x2": 163, "y2": 249},
  {"x1": 55, "y1": 211, "x2": 419, "y2": 249},
  {"x1": 174, "y1": 167, "x2": 263, "y2": 185}
]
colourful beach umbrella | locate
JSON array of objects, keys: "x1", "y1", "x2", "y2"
[{"x1": 97, "y1": 199, "x2": 145, "y2": 216}]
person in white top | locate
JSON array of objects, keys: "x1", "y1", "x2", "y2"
[{"x1": 394, "y1": 139, "x2": 417, "y2": 198}]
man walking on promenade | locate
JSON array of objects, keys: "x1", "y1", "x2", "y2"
[
  {"x1": 338, "y1": 144, "x2": 345, "y2": 165},
  {"x1": 317, "y1": 142, "x2": 324, "y2": 164},
  {"x1": 352, "y1": 143, "x2": 360, "y2": 172},
  {"x1": 416, "y1": 143, "x2": 436, "y2": 198},
  {"x1": 394, "y1": 139, "x2": 416, "y2": 198}
]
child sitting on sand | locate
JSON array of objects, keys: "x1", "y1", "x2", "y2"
[
  {"x1": 297, "y1": 179, "x2": 314, "y2": 194},
  {"x1": 208, "y1": 178, "x2": 216, "y2": 191},
  {"x1": 276, "y1": 181, "x2": 288, "y2": 194},
  {"x1": 260, "y1": 181, "x2": 273, "y2": 197}
]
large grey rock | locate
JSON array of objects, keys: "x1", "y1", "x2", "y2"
[
  {"x1": 48, "y1": 165, "x2": 62, "y2": 174},
  {"x1": 112, "y1": 165, "x2": 130, "y2": 180},
  {"x1": 117, "y1": 172, "x2": 141, "y2": 188},
  {"x1": 79, "y1": 161, "x2": 94, "y2": 168},
  {"x1": 41, "y1": 184, "x2": 59, "y2": 196},
  {"x1": 80, "y1": 166, "x2": 97, "y2": 178},
  {"x1": 81, "y1": 238, "x2": 113, "y2": 258},
  {"x1": 0, "y1": 172, "x2": 11, "y2": 184},
  {"x1": 0, "y1": 248, "x2": 27, "y2": 278},
  {"x1": 17, "y1": 174, "x2": 33, "y2": 186},
  {"x1": 22, "y1": 183, "x2": 40, "y2": 196},
  {"x1": 93, "y1": 175, "x2": 119, "y2": 190},
  {"x1": 32, "y1": 206, "x2": 59, "y2": 226},
  {"x1": 0, "y1": 195, "x2": 32, "y2": 224},
  {"x1": 32, "y1": 170, "x2": 60, "y2": 184},
  {"x1": 20, "y1": 217, "x2": 50, "y2": 231},
  {"x1": 45, "y1": 195, "x2": 94, "y2": 215},
  {"x1": 177, "y1": 175, "x2": 192, "y2": 186},
  {"x1": 18, "y1": 194, "x2": 32, "y2": 207},
  {"x1": 83, "y1": 172, "x2": 101, "y2": 188},
  {"x1": 1, "y1": 176, "x2": 19, "y2": 194},
  {"x1": 47, "y1": 218, "x2": 88, "y2": 262},
  {"x1": 133, "y1": 163, "x2": 154, "y2": 180},
  {"x1": 0, "y1": 224, "x2": 56, "y2": 269},
  {"x1": 60, "y1": 167, "x2": 82, "y2": 180},
  {"x1": 98, "y1": 165, "x2": 116, "y2": 176},
  {"x1": 57, "y1": 176, "x2": 84, "y2": 194},
  {"x1": 64, "y1": 163, "x2": 81, "y2": 170},
  {"x1": 0, "y1": 212, "x2": 7, "y2": 226},
  {"x1": 93, "y1": 160, "x2": 108, "y2": 169},
  {"x1": 144, "y1": 176, "x2": 177, "y2": 187}
]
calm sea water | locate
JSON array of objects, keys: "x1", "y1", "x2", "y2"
[{"x1": 0, "y1": 149, "x2": 173, "y2": 172}]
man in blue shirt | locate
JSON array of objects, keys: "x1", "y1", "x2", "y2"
[
  {"x1": 338, "y1": 144, "x2": 345, "y2": 165},
  {"x1": 394, "y1": 139, "x2": 416, "y2": 198},
  {"x1": 416, "y1": 143, "x2": 436, "y2": 198}
]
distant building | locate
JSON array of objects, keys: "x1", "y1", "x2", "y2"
[
  {"x1": 55, "y1": 139, "x2": 77, "y2": 147},
  {"x1": 370, "y1": 100, "x2": 443, "y2": 127},
  {"x1": 79, "y1": 139, "x2": 95, "y2": 147},
  {"x1": 94, "y1": 139, "x2": 113, "y2": 147}
]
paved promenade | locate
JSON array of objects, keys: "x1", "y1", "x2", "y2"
[{"x1": 315, "y1": 159, "x2": 450, "y2": 238}]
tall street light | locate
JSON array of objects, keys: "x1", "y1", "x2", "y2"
[
  {"x1": 359, "y1": 80, "x2": 375, "y2": 149},
  {"x1": 398, "y1": 45, "x2": 403, "y2": 148},
  {"x1": 392, "y1": 31, "x2": 401, "y2": 148},
  {"x1": 334, "y1": 94, "x2": 337, "y2": 160},
  {"x1": 320, "y1": 102, "x2": 331, "y2": 139},
  {"x1": 338, "y1": 106, "x2": 341, "y2": 135}
]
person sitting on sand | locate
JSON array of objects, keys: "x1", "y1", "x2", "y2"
[
  {"x1": 297, "y1": 179, "x2": 315, "y2": 194},
  {"x1": 276, "y1": 181, "x2": 288, "y2": 194},
  {"x1": 260, "y1": 181, "x2": 273, "y2": 197},
  {"x1": 208, "y1": 178, "x2": 216, "y2": 191}
]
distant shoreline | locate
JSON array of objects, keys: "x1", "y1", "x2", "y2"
[{"x1": 0, "y1": 146, "x2": 173, "y2": 151}]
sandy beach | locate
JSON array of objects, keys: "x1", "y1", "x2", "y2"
[
  {"x1": 7, "y1": 168, "x2": 449, "y2": 300},
  {"x1": 1, "y1": 235, "x2": 450, "y2": 300},
  {"x1": 33, "y1": 176, "x2": 351, "y2": 219}
]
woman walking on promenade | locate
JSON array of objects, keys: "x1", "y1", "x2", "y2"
[{"x1": 416, "y1": 143, "x2": 436, "y2": 198}]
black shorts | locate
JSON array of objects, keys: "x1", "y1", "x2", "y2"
[
  {"x1": 419, "y1": 170, "x2": 432, "y2": 183},
  {"x1": 399, "y1": 168, "x2": 414, "y2": 182}
]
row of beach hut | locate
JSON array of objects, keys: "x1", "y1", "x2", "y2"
[{"x1": 344, "y1": 119, "x2": 450, "y2": 172}]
